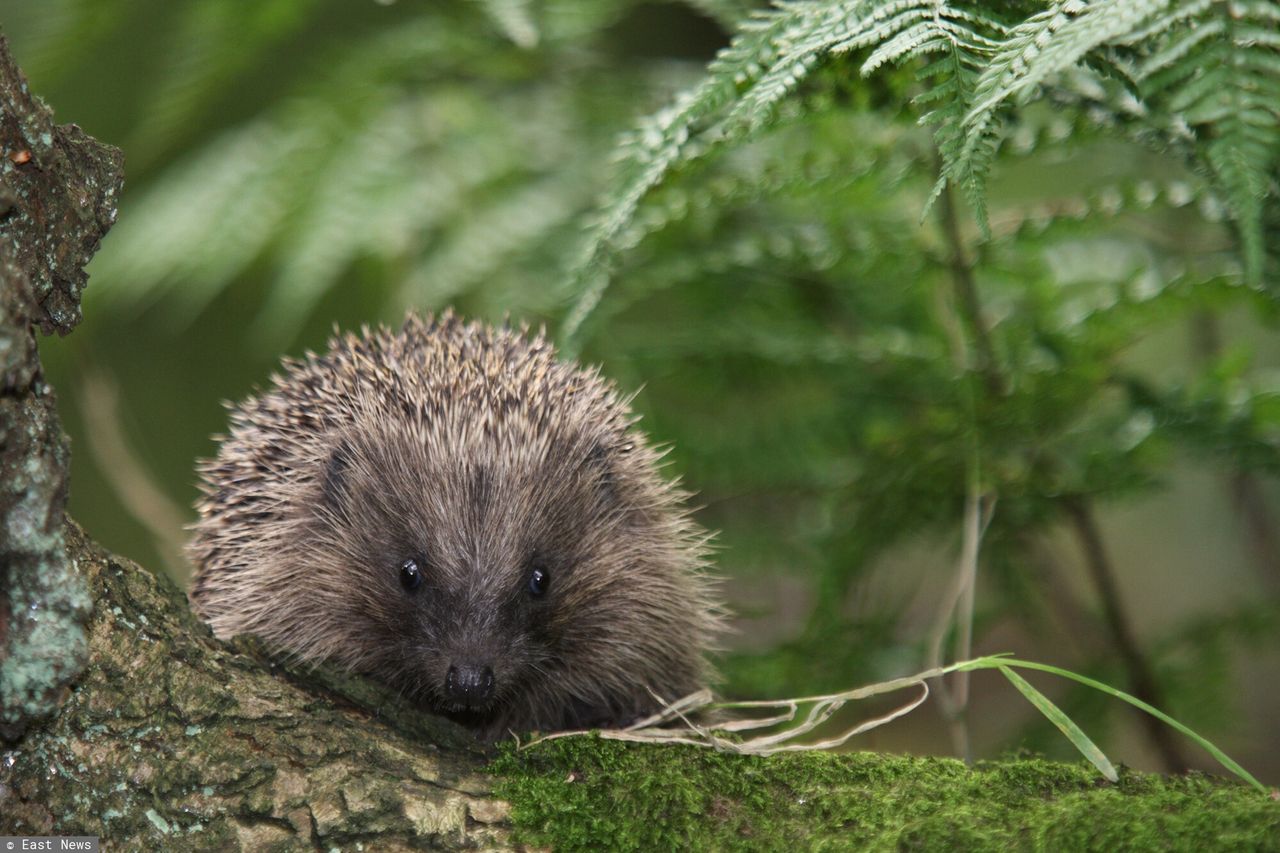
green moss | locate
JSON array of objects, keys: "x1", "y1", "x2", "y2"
[{"x1": 492, "y1": 738, "x2": 1280, "y2": 851}]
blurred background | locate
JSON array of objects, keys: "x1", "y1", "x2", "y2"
[{"x1": 3, "y1": 0, "x2": 1278, "y2": 782}]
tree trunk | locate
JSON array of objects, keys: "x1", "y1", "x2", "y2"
[{"x1": 0, "y1": 30, "x2": 112, "y2": 743}]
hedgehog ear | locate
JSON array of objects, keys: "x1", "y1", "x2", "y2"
[{"x1": 322, "y1": 439, "x2": 354, "y2": 508}]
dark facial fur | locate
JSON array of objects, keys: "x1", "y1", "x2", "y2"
[{"x1": 187, "y1": 311, "x2": 722, "y2": 738}]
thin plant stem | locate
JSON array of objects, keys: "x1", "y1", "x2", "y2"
[
  {"x1": 1061, "y1": 497, "x2": 1189, "y2": 773},
  {"x1": 937, "y1": 172, "x2": 1188, "y2": 773},
  {"x1": 937, "y1": 175, "x2": 1003, "y2": 396},
  {"x1": 925, "y1": 476, "x2": 994, "y2": 763},
  {"x1": 928, "y1": 175, "x2": 1003, "y2": 761}
]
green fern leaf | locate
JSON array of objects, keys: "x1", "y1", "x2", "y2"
[
  {"x1": 129, "y1": 0, "x2": 325, "y2": 167},
  {"x1": 86, "y1": 116, "x2": 321, "y2": 320},
  {"x1": 565, "y1": 0, "x2": 1009, "y2": 341},
  {"x1": 860, "y1": 4, "x2": 1008, "y2": 224},
  {"x1": 955, "y1": 0, "x2": 1174, "y2": 235},
  {"x1": 1134, "y1": 1, "x2": 1280, "y2": 284},
  {"x1": 561, "y1": 2, "x2": 842, "y2": 341},
  {"x1": 966, "y1": 1, "x2": 1173, "y2": 120}
]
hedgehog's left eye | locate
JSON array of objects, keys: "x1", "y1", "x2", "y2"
[
  {"x1": 527, "y1": 565, "x2": 550, "y2": 598},
  {"x1": 400, "y1": 557, "x2": 423, "y2": 592}
]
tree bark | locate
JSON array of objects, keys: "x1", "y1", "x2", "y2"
[{"x1": 0, "y1": 31, "x2": 118, "y2": 742}]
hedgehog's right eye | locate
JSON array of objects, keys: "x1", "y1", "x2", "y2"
[
  {"x1": 399, "y1": 557, "x2": 423, "y2": 592},
  {"x1": 527, "y1": 565, "x2": 549, "y2": 598}
]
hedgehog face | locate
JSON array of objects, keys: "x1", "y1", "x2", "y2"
[{"x1": 308, "y1": 413, "x2": 651, "y2": 731}]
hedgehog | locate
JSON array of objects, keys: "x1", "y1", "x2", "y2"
[{"x1": 187, "y1": 310, "x2": 722, "y2": 738}]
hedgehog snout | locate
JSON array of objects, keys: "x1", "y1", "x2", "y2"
[{"x1": 444, "y1": 662, "x2": 495, "y2": 708}]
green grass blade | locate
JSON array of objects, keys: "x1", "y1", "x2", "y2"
[
  {"x1": 951, "y1": 655, "x2": 1267, "y2": 794},
  {"x1": 998, "y1": 666, "x2": 1118, "y2": 783}
]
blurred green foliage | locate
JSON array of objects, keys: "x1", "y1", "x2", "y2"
[{"x1": 5, "y1": 0, "x2": 1279, "y2": 778}]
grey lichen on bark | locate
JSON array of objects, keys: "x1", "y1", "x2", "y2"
[{"x1": 0, "y1": 33, "x2": 122, "y2": 741}]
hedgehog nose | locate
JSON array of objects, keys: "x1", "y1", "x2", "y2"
[{"x1": 445, "y1": 663, "x2": 495, "y2": 706}]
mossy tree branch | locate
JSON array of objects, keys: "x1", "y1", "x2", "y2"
[
  {"x1": 495, "y1": 737, "x2": 1279, "y2": 851},
  {"x1": 3, "y1": 522, "x2": 1276, "y2": 848}
]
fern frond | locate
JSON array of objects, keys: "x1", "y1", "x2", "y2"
[
  {"x1": 569, "y1": 0, "x2": 1280, "y2": 336},
  {"x1": 1131, "y1": 15, "x2": 1221, "y2": 78},
  {"x1": 952, "y1": 2, "x2": 1162, "y2": 235},
  {"x1": 718, "y1": 0, "x2": 885, "y2": 132},
  {"x1": 254, "y1": 100, "x2": 507, "y2": 341},
  {"x1": 1134, "y1": 1, "x2": 1280, "y2": 285},
  {"x1": 965, "y1": 1, "x2": 1172, "y2": 121},
  {"x1": 86, "y1": 116, "x2": 319, "y2": 319},
  {"x1": 82, "y1": 5, "x2": 646, "y2": 339},
  {"x1": 870, "y1": 4, "x2": 1009, "y2": 223},
  {"x1": 561, "y1": 1, "x2": 833, "y2": 341},
  {"x1": 565, "y1": 0, "x2": 1007, "y2": 341},
  {"x1": 1111, "y1": 0, "x2": 1213, "y2": 47},
  {"x1": 860, "y1": 4, "x2": 1006, "y2": 73},
  {"x1": 720, "y1": 2, "x2": 1006, "y2": 145}
]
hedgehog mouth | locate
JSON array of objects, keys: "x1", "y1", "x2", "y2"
[
  {"x1": 436, "y1": 686, "x2": 504, "y2": 720},
  {"x1": 438, "y1": 702, "x2": 501, "y2": 728},
  {"x1": 438, "y1": 694, "x2": 498, "y2": 713}
]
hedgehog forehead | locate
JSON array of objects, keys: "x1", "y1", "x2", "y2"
[
  {"x1": 308, "y1": 322, "x2": 632, "y2": 570},
  {"x1": 315, "y1": 433, "x2": 592, "y2": 602},
  {"x1": 345, "y1": 366, "x2": 627, "y2": 460},
  {"x1": 327, "y1": 401, "x2": 614, "y2": 537}
]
